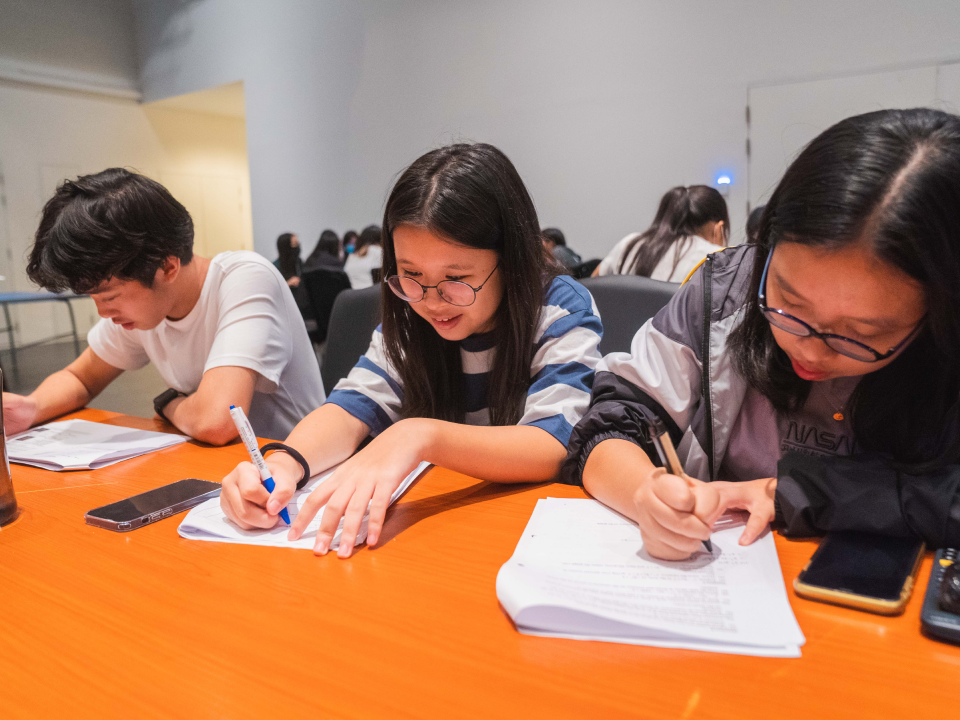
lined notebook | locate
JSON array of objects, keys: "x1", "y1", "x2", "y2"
[
  {"x1": 496, "y1": 498, "x2": 806, "y2": 657},
  {"x1": 7, "y1": 419, "x2": 187, "y2": 471},
  {"x1": 179, "y1": 461, "x2": 431, "y2": 550}
]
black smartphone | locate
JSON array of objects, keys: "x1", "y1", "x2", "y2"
[
  {"x1": 793, "y1": 531, "x2": 925, "y2": 615},
  {"x1": 85, "y1": 479, "x2": 221, "y2": 532},
  {"x1": 920, "y1": 547, "x2": 960, "y2": 645}
]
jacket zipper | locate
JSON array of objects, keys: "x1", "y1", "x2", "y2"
[{"x1": 700, "y1": 254, "x2": 715, "y2": 480}]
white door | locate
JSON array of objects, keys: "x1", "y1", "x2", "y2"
[
  {"x1": 748, "y1": 66, "x2": 940, "y2": 210},
  {"x1": 0, "y1": 161, "x2": 13, "y2": 293}
]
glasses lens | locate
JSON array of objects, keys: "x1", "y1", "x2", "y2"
[
  {"x1": 824, "y1": 337, "x2": 879, "y2": 362},
  {"x1": 762, "y1": 309, "x2": 810, "y2": 337},
  {"x1": 387, "y1": 276, "x2": 424, "y2": 302},
  {"x1": 436, "y1": 281, "x2": 476, "y2": 307}
]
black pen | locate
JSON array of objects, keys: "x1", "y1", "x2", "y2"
[{"x1": 648, "y1": 418, "x2": 713, "y2": 553}]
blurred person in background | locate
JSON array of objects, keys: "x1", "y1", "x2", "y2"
[{"x1": 593, "y1": 185, "x2": 728, "y2": 282}]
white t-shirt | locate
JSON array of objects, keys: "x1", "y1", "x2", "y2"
[
  {"x1": 344, "y1": 245, "x2": 382, "y2": 289},
  {"x1": 87, "y1": 251, "x2": 325, "y2": 441},
  {"x1": 596, "y1": 233, "x2": 719, "y2": 283}
]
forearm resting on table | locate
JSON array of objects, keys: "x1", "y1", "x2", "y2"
[
  {"x1": 272, "y1": 403, "x2": 372, "y2": 480},
  {"x1": 28, "y1": 369, "x2": 96, "y2": 424},
  {"x1": 28, "y1": 348, "x2": 122, "y2": 424},
  {"x1": 582, "y1": 438, "x2": 655, "y2": 521},
  {"x1": 423, "y1": 422, "x2": 566, "y2": 483},
  {"x1": 270, "y1": 407, "x2": 567, "y2": 485},
  {"x1": 163, "y1": 366, "x2": 258, "y2": 446}
]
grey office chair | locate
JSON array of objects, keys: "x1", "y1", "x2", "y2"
[
  {"x1": 321, "y1": 285, "x2": 382, "y2": 396},
  {"x1": 578, "y1": 274, "x2": 680, "y2": 355}
]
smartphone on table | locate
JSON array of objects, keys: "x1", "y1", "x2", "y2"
[
  {"x1": 85, "y1": 479, "x2": 221, "y2": 532},
  {"x1": 793, "y1": 531, "x2": 925, "y2": 616},
  {"x1": 920, "y1": 547, "x2": 960, "y2": 645}
]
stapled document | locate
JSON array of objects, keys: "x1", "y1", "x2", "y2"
[
  {"x1": 7, "y1": 419, "x2": 187, "y2": 471},
  {"x1": 496, "y1": 498, "x2": 806, "y2": 657}
]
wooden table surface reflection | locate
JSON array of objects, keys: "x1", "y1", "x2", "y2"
[{"x1": 1, "y1": 409, "x2": 957, "y2": 719}]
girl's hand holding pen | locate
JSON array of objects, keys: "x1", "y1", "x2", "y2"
[{"x1": 634, "y1": 466, "x2": 721, "y2": 561}]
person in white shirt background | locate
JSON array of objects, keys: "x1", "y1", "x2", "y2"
[
  {"x1": 593, "y1": 185, "x2": 729, "y2": 282},
  {"x1": 343, "y1": 224, "x2": 384, "y2": 289},
  {"x1": 1, "y1": 168, "x2": 324, "y2": 444}
]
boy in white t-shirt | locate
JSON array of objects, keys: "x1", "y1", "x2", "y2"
[{"x1": 2, "y1": 168, "x2": 324, "y2": 444}]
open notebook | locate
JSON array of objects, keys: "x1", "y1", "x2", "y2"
[
  {"x1": 179, "y1": 461, "x2": 431, "y2": 550},
  {"x1": 7, "y1": 419, "x2": 187, "y2": 471},
  {"x1": 497, "y1": 498, "x2": 806, "y2": 657}
]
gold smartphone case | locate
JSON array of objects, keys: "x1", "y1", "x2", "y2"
[{"x1": 793, "y1": 543, "x2": 925, "y2": 616}]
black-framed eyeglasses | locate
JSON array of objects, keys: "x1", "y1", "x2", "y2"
[
  {"x1": 757, "y1": 246, "x2": 923, "y2": 363},
  {"x1": 386, "y1": 262, "x2": 499, "y2": 307}
]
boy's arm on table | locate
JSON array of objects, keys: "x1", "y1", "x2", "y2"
[
  {"x1": 2, "y1": 348, "x2": 123, "y2": 434},
  {"x1": 161, "y1": 366, "x2": 257, "y2": 446}
]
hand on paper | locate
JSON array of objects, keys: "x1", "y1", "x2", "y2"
[
  {"x1": 634, "y1": 467, "x2": 721, "y2": 561},
  {"x1": 2, "y1": 393, "x2": 37, "y2": 435},
  {"x1": 287, "y1": 418, "x2": 431, "y2": 558},
  {"x1": 710, "y1": 477, "x2": 777, "y2": 546},
  {"x1": 219, "y1": 454, "x2": 302, "y2": 530}
]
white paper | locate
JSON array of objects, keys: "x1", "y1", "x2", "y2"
[
  {"x1": 7, "y1": 419, "x2": 187, "y2": 471},
  {"x1": 178, "y1": 461, "x2": 431, "y2": 550},
  {"x1": 496, "y1": 498, "x2": 805, "y2": 657}
]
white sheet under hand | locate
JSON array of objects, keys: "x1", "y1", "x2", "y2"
[
  {"x1": 496, "y1": 497, "x2": 805, "y2": 657},
  {"x1": 178, "y1": 461, "x2": 431, "y2": 550}
]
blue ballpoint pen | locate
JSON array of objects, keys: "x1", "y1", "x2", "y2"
[{"x1": 229, "y1": 405, "x2": 291, "y2": 525}]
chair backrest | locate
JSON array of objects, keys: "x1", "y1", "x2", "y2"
[
  {"x1": 578, "y1": 274, "x2": 680, "y2": 355},
  {"x1": 301, "y1": 269, "x2": 352, "y2": 345},
  {"x1": 321, "y1": 285, "x2": 382, "y2": 396}
]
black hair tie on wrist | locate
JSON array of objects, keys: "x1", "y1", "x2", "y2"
[{"x1": 259, "y1": 442, "x2": 311, "y2": 490}]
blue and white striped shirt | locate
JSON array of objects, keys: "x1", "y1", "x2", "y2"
[{"x1": 326, "y1": 275, "x2": 603, "y2": 447}]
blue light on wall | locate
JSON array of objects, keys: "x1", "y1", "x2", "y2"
[{"x1": 715, "y1": 173, "x2": 732, "y2": 196}]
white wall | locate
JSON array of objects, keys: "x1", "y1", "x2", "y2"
[
  {"x1": 132, "y1": 0, "x2": 365, "y2": 258},
  {"x1": 0, "y1": 82, "x2": 253, "y2": 348},
  {"x1": 0, "y1": 0, "x2": 139, "y2": 96},
  {"x1": 132, "y1": 0, "x2": 960, "y2": 261}
]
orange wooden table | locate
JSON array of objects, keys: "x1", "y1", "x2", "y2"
[{"x1": 1, "y1": 409, "x2": 958, "y2": 719}]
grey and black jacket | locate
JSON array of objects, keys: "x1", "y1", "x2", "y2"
[{"x1": 561, "y1": 244, "x2": 960, "y2": 548}]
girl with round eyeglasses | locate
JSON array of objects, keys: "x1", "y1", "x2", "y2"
[
  {"x1": 219, "y1": 143, "x2": 603, "y2": 557},
  {"x1": 566, "y1": 108, "x2": 960, "y2": 560}
]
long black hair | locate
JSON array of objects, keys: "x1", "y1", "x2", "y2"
[
  {"x1": 380, "y1": 143, "x2": 554, "y2": 425},
  {"x1": 276, "y1": 232, "x2": 299, "y2": 280},
  {"x1": 729, "y1": 108, "x2": 960, "y2": 468},
  {"x1": 305, "y1": 229, "x2": 342, "y2": 268},
  {"x1": 618, "y1": 185, "x2": 729, "y2": 276}
]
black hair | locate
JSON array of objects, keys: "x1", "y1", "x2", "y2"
[
  {"x1": 28, "y1": 168, "x2": 194, "y2": 293},
  {"x1": 618, "y1": 185, "x2": 729, "y2": 277},
  {"x1": 541, "y1": 228, "x2": 566, "y2": 247},
  {"x1": 343, "y1": 230, "x2": 359, "y2": 246},
  {"x1": 357, "y1": 224, "x2": 382, "y2": 251},
  {"x1": 276, "y1": 232, "x2": 300, "y2": 280},
  {"x1": 306, "y1": 229, "x2": 341, "y2": 265},
  {"x1": 746, "y1": 204, "x2": 765, "y2": 244},
  {"x1": 728, "y1": 108, "x2": 960, "y2": 468},
  {"x1": 381, "y1": 142, "x2": 554, "y2": 425}
]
